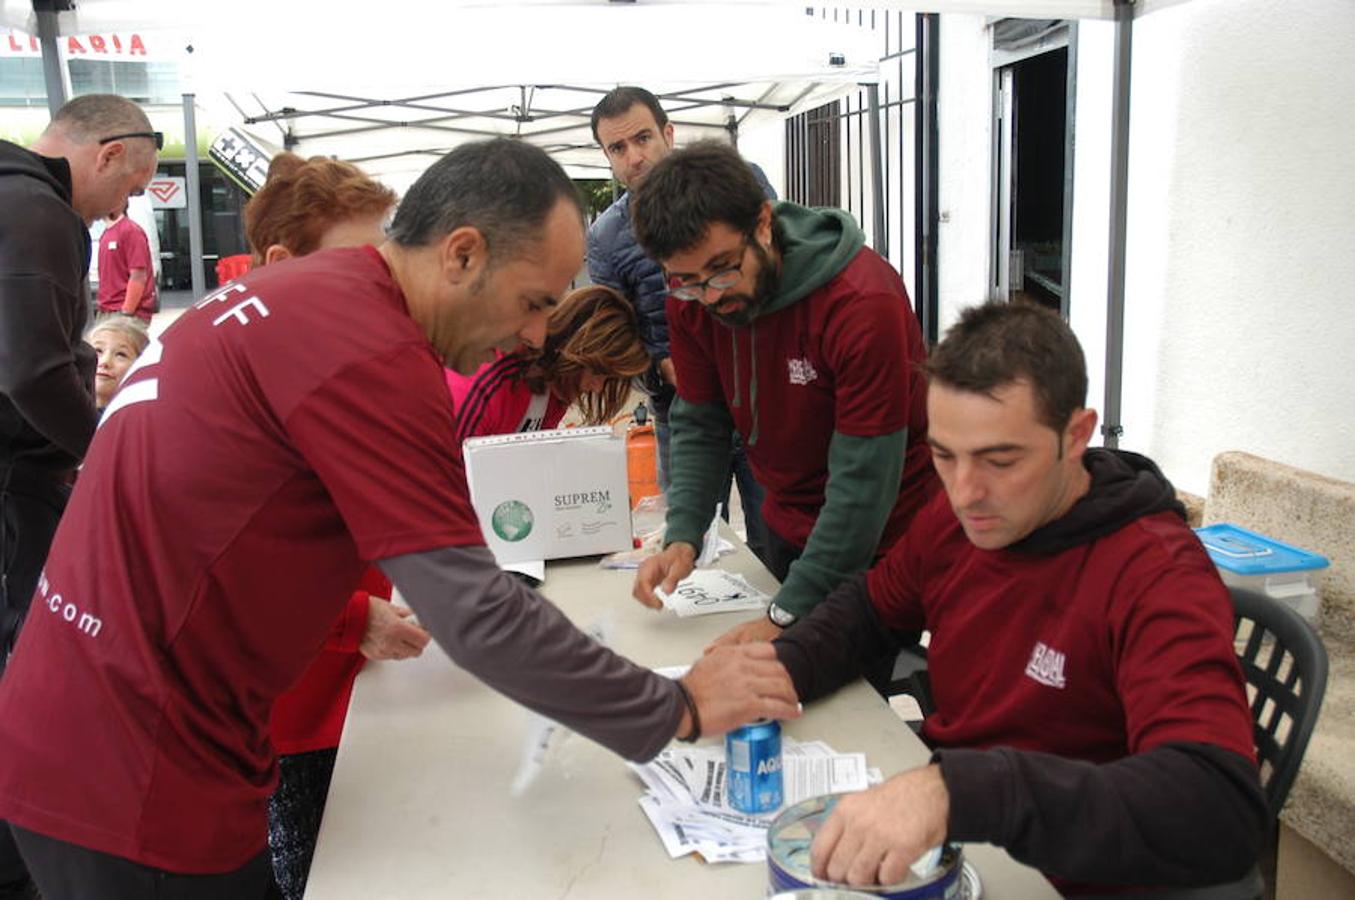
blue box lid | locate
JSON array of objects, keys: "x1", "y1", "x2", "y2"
[{"x1": 1195, "y1": 524, "x2": 1330, "y2": 575}]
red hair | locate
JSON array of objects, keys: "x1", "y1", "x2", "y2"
[{"x1": 243, "y1": 153, "x2": 397, "y2": 264}]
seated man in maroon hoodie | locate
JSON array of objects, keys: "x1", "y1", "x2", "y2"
[{"x1": 773, "y1": 302, "x2": 1266, "y2": 894}]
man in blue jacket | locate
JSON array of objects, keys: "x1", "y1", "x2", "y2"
[{"x1": 586, "y1": 87, "x2": 769, "y2": 561}]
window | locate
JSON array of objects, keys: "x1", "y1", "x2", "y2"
[
  {"x1": 0, "y1": 58, "x2": 49, "y2": 107},
  {"x1": 69, "y1": 59, "x2": 180, "y2": 105}
]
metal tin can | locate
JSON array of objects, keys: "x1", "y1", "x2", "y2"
[
  {"x1": 726, "y1": 718, "x2": 783, "y2": 814},
  {"x1": 767, "y1": 794, "x2": 967, "y2": 900}
]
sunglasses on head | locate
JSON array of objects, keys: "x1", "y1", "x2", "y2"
[{"x1": 99, "y1": 131, "x2": 164, "y2": 150}]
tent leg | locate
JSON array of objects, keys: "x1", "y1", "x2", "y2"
[
  {"x1": 183, "y1": 93, "x2": 207, "y2": 298},
  {"x1": 865, "y1": 82, "x2": 886, "y2": 256},
  {"x1": 1102, "y1": 0, "x2": 1133, "y2": 449},
  {"x1": 915, "y1": 12, "x2": 941, "y2": 345},
  {"x1": 37, "y1": 6, "x2": 67, "y2": 117}
]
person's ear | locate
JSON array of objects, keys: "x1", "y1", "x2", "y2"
[
  {"x1": 662, "y1": 121, "x2": 675, "y2": 149},
  {"x1": 94, "y1": 140, "x2": 126, "y2": 175},
  {"x1": 440, "y1": 226, "x2": 487, "y2": 286},
  {"x1": 1064, "y1": 407, "x2": 1099, "y2": 461},
  {"x1": 755, "y1": 201, "x2": 774, "y2": 248},
  {"x1": 263, "y1": 244, "x2": 293, "y2": 266}
]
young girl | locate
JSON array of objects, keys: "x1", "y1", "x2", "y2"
[{"x1": 87, "y1": 317, "x2": 149, "y2": 410}]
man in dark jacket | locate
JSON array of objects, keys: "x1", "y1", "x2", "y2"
[
  {"x1": 586, "y1": 87, "x2": 771, "y2": 561},
  {"x1": 774, "y1": 302, "x2": 1266, "y2": 893},
  {"x1": 0, "y1": 91, "x2": 156, "y2": 900},
  {"x1": 630, "y1": 141, "x2": 937, "y2": 650}
]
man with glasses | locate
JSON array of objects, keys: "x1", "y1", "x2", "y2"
[
  {"x1": 0, "y1": 92, "x2": 156, "y2": 900},
  {"x1": 586, "y1": 87, "x2": 772, "y2": 563},
  {"x1": 629, "y1": 141, "x2": 938, "y2": 653}
]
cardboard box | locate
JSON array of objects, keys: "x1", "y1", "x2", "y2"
[{"x1": 463, "y1": 426, "x2": 632, "y2": 565}]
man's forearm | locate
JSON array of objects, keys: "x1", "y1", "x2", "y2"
[
  {"x1": 664, "y1": 396, "x2": 735, "y2": 548},
  {"x1": 379, "y1": 544, "x2": 683, "y2": 762},
  {"x1": 774, "y1": 576, "x2": 907, "y2": 703},
  {"x1": 939, "y1": 742, "x2": 1266, "y2": 886},
  {"x1": 0, "y1": 277, "x2": 97, "y2": 459},
  {"x1": 774, "y1": 429, "x2": 906, "y2": 616},
  {"x1": 120, "y1": 271, "x2": 147, "y2": 315}
]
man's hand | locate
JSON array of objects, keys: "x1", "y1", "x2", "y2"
[
  {"x1": 658, "y1": 357, "x2": 678, "y2": 389},
  {"x1": 705, "y1": 616, "x2": 783, "y2": 653},
  {"x1": 810, "y1": 765, "x2": 950, "y2": 887},
  {"x1": 358, "y1": 598, "x2": 431, "y2": 661},
  {"x1": 633, "y1": 541, "x2": 697, "y2": 609},
  {"x1": 679, "y1": 643, "x2": 801, "y2": 738}
]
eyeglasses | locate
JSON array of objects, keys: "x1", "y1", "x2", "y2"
[
  {"x1": 664, "y1": 244, "x2": 749, "y2": 302},
  {"x1": 99, "y1": 131, "x2": 164, "y2": 151}
]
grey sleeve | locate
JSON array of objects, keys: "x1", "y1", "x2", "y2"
[{"x1": 378, "y1": 545, "x2": 684, "y2": 762}]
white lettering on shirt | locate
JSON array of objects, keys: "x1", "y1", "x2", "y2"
[
  {"x1": 212, "y1": 297, "x2": 271, "y2": 328},
  {"x1": 98, "y1": 335, "x2": 165, "y2": 428},
  {"x1": 195, "y1": 282, "x2": 247, "y2": 310},
  {"x1": 39, "y1": 576, "x2": 103, "y2": 639},
  {"x1": 1024, "y1": 641, "x2": 1067, "y2": 689},
  {"x1": 787, "y1": 357, "x2": 818, "y2": 386}
]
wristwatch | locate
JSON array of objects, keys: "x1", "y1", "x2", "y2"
[{"x1": 767, "y1": 603, "x2": 798, "y2": 628}]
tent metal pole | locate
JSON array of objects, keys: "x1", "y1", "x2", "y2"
[
  {"x1": 1102, "y1": 0, "x2": 1133, "y2": 449},
  {"x1": 36, "y1": 5, "x2": 67, "y2": 117},
  {"x1": 915, "y1": 12, "x2": 940, "y2": 345},
  {"x1": 865, "y1": 81, "x2": 886, "y2": 256},
  {"x1": 182, "y1": 93, "x2": 206, "y2": 298}
]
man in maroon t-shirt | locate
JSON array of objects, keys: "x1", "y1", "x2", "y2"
[
  {"x1": 95, "y1": 203, "x2": 156, "y2": 322},
  {"x1": 772, "y1": 303, "x2": 1266, "y2": 893},
  {"x1": 0, "y1": 139, "x2": 800, "y2": 900}
]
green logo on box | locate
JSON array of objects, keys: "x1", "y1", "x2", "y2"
[{"x1": 491, "y1": 500, "x2": 534, "y2": 542}]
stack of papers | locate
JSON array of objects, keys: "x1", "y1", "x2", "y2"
[{"x1": 630, "y1": 738, "x2": 882, "y2": 864}]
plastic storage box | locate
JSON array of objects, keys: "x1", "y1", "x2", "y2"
[{"x1": 1195, "y1": 524, "x2": 1330, "y2": 625}]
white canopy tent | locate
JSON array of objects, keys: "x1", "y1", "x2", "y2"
[{"x1": 4, "y1": 0, "x2": 1180, "y2": 446}]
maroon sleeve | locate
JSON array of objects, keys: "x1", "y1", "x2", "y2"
[
  {"x1": 324, "y1": 590, "x2": 372, "y2": 653},
  {"x1": 285, "y1": 346, "x2": 486, "y2": 562},
  {"x1": 667, "y1": 298, "x2": 723, "y2": 405},
  {"x1": 125, "y1": 223, "x2": 152, "y2": 272},
  {"x1": 864, "y1": 496, "x2": 948, "y2": 634},
  {"x1": 1109, "y1": 519, "x2": 1257, "y2": 760},
  {"x1": 820, "y1": 275, "x2": 916, "y2": 438}
]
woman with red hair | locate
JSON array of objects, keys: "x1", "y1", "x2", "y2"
[{"x1": 243, "y1": 153, "x2": 426, "y2": 900}]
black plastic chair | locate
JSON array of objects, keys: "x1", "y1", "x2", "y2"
[
  {"x1": 1230, "y1": 585, "x2": 1329, "y2": 817},
  {"x1": 1090, "y1": 588, "x2": 1332, "y2": 900}
]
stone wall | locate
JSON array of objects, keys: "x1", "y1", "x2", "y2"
[{"x1": 1204, "y1": 450, "x2": 1355, "y2": 878}]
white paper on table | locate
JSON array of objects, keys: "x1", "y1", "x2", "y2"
[
  {"x1": 656, "y1": 569, "x2": 770, "y2": 618},
  {"x1": 782, "y1": 753, "x2": 870, "y2": 804}
]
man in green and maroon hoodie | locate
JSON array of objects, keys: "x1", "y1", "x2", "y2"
[{"x1": 629, "y1": 141, "x2": 937, "y2": 651}]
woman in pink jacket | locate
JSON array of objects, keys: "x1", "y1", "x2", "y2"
[{"x1": 447, "y1": 284, "x2": 650, "y2": 441}]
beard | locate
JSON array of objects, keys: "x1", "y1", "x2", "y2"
[{"x1": 710, "y1": 243, "x2": 781, "y2": 328}]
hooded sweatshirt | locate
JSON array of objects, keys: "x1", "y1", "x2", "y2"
[
  {"x1": 774, "y1": 449, "x2": 1266, "y2": 892},
  {"x1": 0, "y1": 139, "x2": 98, "y2": 477},
  {"x1": 665, "y1": 202, "x2": 936, "y2": 616}
]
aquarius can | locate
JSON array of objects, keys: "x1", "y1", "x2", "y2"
[
  {"x1": 726, "y1": 718, "x2": 783, "y2": 814},
  {"x1": 767, "y1": 795, "x2": 969, "y2": 899}
]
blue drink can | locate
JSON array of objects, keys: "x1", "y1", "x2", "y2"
[{"x1": 726, "y1": 718, "x2": 783, "y2": 814}]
